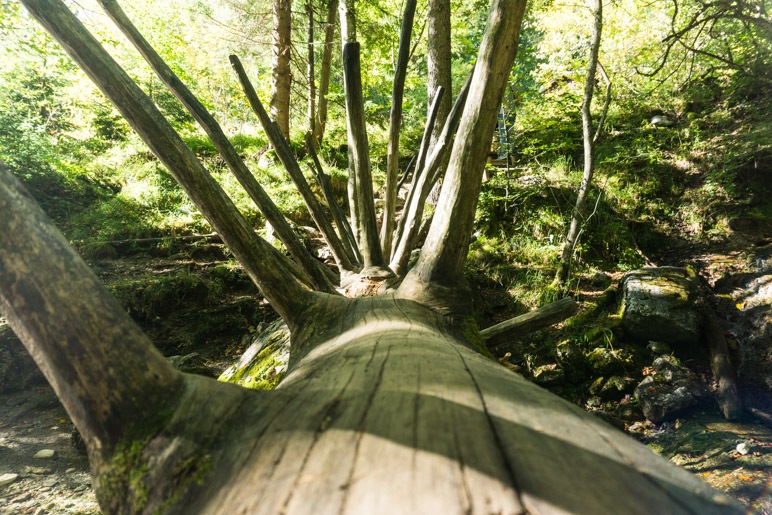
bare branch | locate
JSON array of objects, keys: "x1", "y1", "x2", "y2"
[
  {"x1": 98, "y1": 0, "x2": 337, "y2": 294},
  {"x1": 342, "y1": 42, "x2": 389, "y2": 273},
  {"x1": 230, "y1": 55, "x2": 356, "y2": 273},
  {"x1": 381, "y1": 0, "x2": 418, "y2": 257},
  {"x1": 0, "y1": 165, "x2": 181, "y2": 458},
  {"x1": 20, "y1": 0, "x2": 313, "y2": 324}
]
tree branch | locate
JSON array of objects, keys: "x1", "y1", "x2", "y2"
[
  {"x1": 229, "y1": 54, "x2": 356, "y2": 273},
  {"x1": 19, "y1": 0, "x2": 313, "y2": 324},
  {"x1": 0, "y1": 165, "x2": 182, "y2": 459},
  {"x1": 98, "y1": 0, "x2": 337, "y2": 294},
  {"x1": 381, "y1": 0, "x2": 417, "y2": 257},
  {"x1": 342, "y1": 42, "x2": 389, "y2": 273},
  {"x1": 397, "y1": 0, "x2": 527, "y2": 311}
]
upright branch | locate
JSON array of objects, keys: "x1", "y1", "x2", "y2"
[
  {"x1": 98, "y1": 0, "x2": 336, "y2": 294},
  {"x1": 380, "y1": 0, "x2": 417, "y2": 257},
  {"x1": 230, "y1": 55, "x2": 355, "y2": 273},
  {"x1": 398, "y1": 0, "x2": 527, "y2": 311},
  {"x1": 0, "y1": 166, "x2": 181, "y2": 461},
  {"x1": 19, "y1": 0, "x2": 313, "y2": 325},
  {"x1": 342, "y1": 42, "x2": 388, "y2": 273},
  {"x1": 305, "y1": 133, "x2": 361, "y2": 265},
  {"x1": 555, "y1": 0, "x2": 603, "y2": 286}
]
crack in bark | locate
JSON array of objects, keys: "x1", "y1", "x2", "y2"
[
  {"x1": 452, "y1": 346, "x2": 526, "y2": 513},
  {"x1": 338, "y1": 340, "x2": 392, "y2": 513}
]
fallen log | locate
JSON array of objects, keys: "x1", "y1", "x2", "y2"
[{"x1": 481, "y1": 297, "x2": 579, "y2": 347}]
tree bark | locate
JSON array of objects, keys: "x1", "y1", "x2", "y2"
[
  {"x1": 338, "y1": 0, "x2": 356, "y2": 46},
  {"x1": 19, "y1": 0, "x2": 312, "y2": 324},
  {"x1": 427, "y1": 0, "x2": 452, "y2": 153},
  {"x1": 98, "y1": 0, "x2": 336, "y2": 294},
  {"x1": 306, "y1": 0, "x2": 316, "y2": 137},
  {"x1": 271, "y1": 0, "x2": 291, "y2": 139},
  {"x1": 399, "y1": 0, "x2": 527, "y2": 314},
  {"x1": 481, "y1": 297, "x2": 579, "y2": 348},
  {"x1": 313, "y1": 0, "x2": 338, "y2": 145},
  {"x1": 342, "y1": 43, "x2": 388, "y2": 273},
  {"x1": 380, "y1": 0, "x2": 417, "y2": 258},
  {"x1": 555, "y1": 0, "x2": 603, "y2": 285}
]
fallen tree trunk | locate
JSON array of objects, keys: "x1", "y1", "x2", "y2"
[{"x1": 481, "y1": 297, "x2": 580, "y2": 348}]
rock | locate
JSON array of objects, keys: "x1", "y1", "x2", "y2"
[
  {"x1": 647, "y1": 341, "x2": 673, "y2": 355},
  {"x1": 0, "y1": 473, "x2": 18, "y2": 487},
  {"x1": 33, "y1": 449, "x2": 56, "y2": 459},
  {"x1": 590, "y1": 272, "x2": 612, "y2": 288},
  {"x1": 735, "y1": 442, "x2": 751, "y2": 455},
  {"x1": 619, "y1": 267, "x2": 702, "y2": 348},
  {"x1": 532, "y1": 363, "x2": 565, "y2": 385},
  {"x1": 219, "y1": 319, "x2": 290, "y2": 390},
  {"x1": 555, "y1": 340, "x2": 586, "y2": 381},
  {"x1": 634, "y1": 357, "x2": 708, "y2": 423},
  {"x1": 586, "y1": 347, "x2": 633, "y2": 375},
  {"x1": 599, "y1": 376, "x2": 638, "y2": 400}
]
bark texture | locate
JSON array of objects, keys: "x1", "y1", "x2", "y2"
[
  {"x1": 271, "y1": 0, "x2": 291, "y2": 139},
  {"x1": 313, "y1": 0, "x2": 339, "y2": 145},
  {"x1": 427, "y1": 0, "x2": 452, "y2": 152}
]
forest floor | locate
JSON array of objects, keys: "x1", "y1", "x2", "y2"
[{"x1": 0, "y1": 238, "x2": 770, "y2": 514}]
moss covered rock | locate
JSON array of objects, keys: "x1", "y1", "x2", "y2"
[{"x1": 619, "y1": 267, "x2": 702, "y2": 348}]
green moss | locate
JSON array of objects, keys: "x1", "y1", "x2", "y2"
[
  {"x1": 97, "y1": 407, "x2": 174, "y2": 512},
  {"x1": 218, "y1": 320, "x2": 290, "y2": 390}
]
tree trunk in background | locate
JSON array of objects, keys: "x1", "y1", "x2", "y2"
[
  {"x1": 271, "y1": 0, "x2": 291, "y2": 139},
  {"x1": 426, "y1": 0, "x2": 452, "y2": 207},
  {"x1": 555, "y1": 0, "x2": 602, "y2": 286},
  {"x1": 313, "y1": 0, "x2": 338, "y2": 145},
  {"x1": 427, "y1": 0, "x2": 452, "y2": 153},
  {"x1": 306, "y1": 0, "x2": 315, "y2": 137}
]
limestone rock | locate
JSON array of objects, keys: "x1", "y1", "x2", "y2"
[
  {"x1": 33, "y1": 449, "x2": 56, "y2": 459},
  {"x1": 619, "y1": 267, "x2": 702, "y2": 348},
  {"x1": 0, "y1": 473, "x2": 18, "y2": 487}
]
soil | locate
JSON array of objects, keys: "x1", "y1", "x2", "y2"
[{"x1": 1, "y1": 238, "x2": 770, "y2": 513}]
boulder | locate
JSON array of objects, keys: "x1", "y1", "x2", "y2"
[
  {"x1": 619, "y1": 267, "x2": 702, "y2": 348},
  {"x1": 634, "y1": 357, "x2": 709, "y2": 423}
]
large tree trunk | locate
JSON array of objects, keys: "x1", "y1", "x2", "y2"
[
  {"x1": 7, "y1": 0, "x2": 744, "y2": 513},
  {"x1": 380, "y1": 0, "x2": 417, "y2": 257},
  {"x1": 0, "y1": 176, "x2": 740, "y2": 512},
  {"x1": 271, "y1": 0, "x2": 291, "y2": 139}
]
